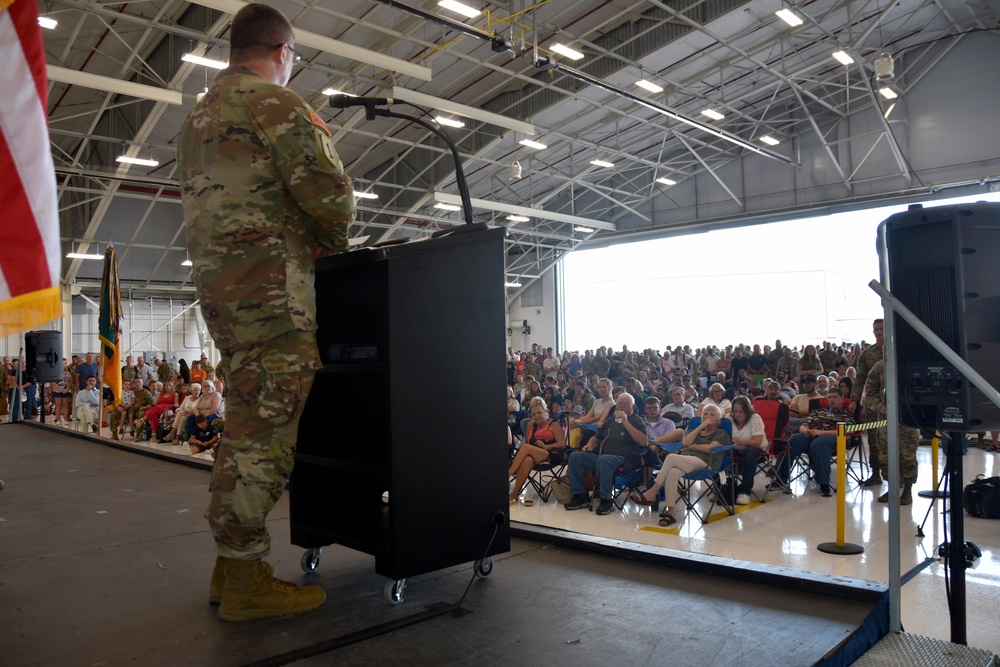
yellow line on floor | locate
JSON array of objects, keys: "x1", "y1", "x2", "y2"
[{"x1": 639, "y1": 498, "x2": 771, "y2": 533}]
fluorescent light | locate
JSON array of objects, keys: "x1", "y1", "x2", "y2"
[
  {"x1": 759, "y1": 135, "x2": 780, "y2": 146},
  {"x1": 435, "y1": 192, "x2": 616, "y2": 231},
  {"x1": 636, "y1": 79, "x2": 663, "y2": 93},
  {"x1": 506, "y1": 215, "x2": 530, "y2": 222},
  {"x1": 38, "y1": 16, "x2": 58, "y2": 29},
  {"x1": 590, "y1": 159, "x2": 614, "y2": 168},
  {"x1": 438, "y1": 0, "x2": 480, "y2": 18},
  {"x1": 884, "y1": 102, "x2": 897, "y2": 119},
  {"x1": 66, "y1": 252, "x2": 104, "y2": 260},
  {"x1": 116, "y1": 155, "x2": 159, "y2": 167},
  {"x1": 348, "y1": 235, "x2": 370, "y2": 247},
  {"x1": 573, "y1": 226, "x2": 595, "y2": 233},
  {"x1": 505, "y1": 281, "x2": 522, "y2": 288},
  {"x1": 392, "y1": 87, "x2": 535, "y2": 135},
  {"x1": 181, "y1": 53, "x2": 228, "y2": 69},
  {"x1": 354, "y1": 191, "x2": 379, "y2": 199},
  {"x1": 832, "y1": 50, "x2": 854, "y2": 65},
  {"x1": 181, "y1": 258, "x2": 193, "y2": 266},
  {"x1": 435, "y1": 116, "x2": 465, "y2": 128},
  {"x1": 322, "y1": 88, "x2": 355, "y2": 97},
  {"x1": 550, "y1": 43, "x2": 584, "y2": 60},
  {"x1": 47, "y1": 65, "x2": 184, "y2": 105},
  {"x1": 519, "y1": 139, "x2": 547, "y2": 150},
  {"x1": 775, "y1": 8, "x2": 803, "y2": 26},
  {"x1": 879, "y1": 87, "x2": 898, "y2": 100},
  {"x1": 700, "y1": 108, "x2": 725, "y2": 121},
  {"x1": 656, "y1": 177, "x2": 677, "y2": 186},
  {"x1": 435, "y1": 202, "x2": 461, "y2": 211}
]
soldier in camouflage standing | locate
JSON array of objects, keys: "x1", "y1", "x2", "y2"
[
  {"x1": 155, "y1": 357, "x2": 175, "y2": 383},
  {"x1": 863, "y1": 358, "x2": 918, "y2": 505},
  {"x1": 852, "y1": 318, "x2": 885, "y2": 486},
  {"x1": 178, "y1": 3, "x2": 354, "y2": 622}
]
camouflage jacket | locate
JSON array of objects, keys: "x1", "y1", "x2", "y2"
[
  {"x1": 157, "y1": 362, "x2": 175, "y2": 382},
  {"x1": 132, "y1": 389, "x2": 155, "y2": 411},
  {"x1": 177, "y1": 66, "x2": 355, "y2": 350},
  {"x1": 852, "y1": 344, "x2": 883, "y2": 402},
  {"x1": 121, "y1": 365, "x2": 137, "y2": 383},
  {"x1": 862, "y1": 359, "x2": 887, "y2": 415}
]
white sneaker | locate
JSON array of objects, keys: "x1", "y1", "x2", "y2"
[{"x1": 735, "y1": 493, "x2": 751, "y2": 505}]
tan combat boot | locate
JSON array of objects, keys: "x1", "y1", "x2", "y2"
[
  {"x1": 208, "y1": 556, "x2": 274, "y2": 604},
  {"x1": 900, "y1": 482, "x2": 913, "y2": 506},
  {"x1": 217, "y1": 557, "x2": 325, "y2": 621}
]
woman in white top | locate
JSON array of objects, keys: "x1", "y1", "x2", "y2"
[
  {"x1": 163, "y1": 383, "x2": 200, "y2": 444},
  {"x1": 695, "y1": 383, "x2": 732, "y2": 418},
  {"x1": 569, "y1": 378, "x2": 614, "y2": 449},
  {"x1": 730, "y1": 395, "x2": 768, "y2": 505}
]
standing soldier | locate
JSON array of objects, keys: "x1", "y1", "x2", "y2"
[
  {"x1": 852, "y1": 318, "x2": 885, "y2": 486},
  {"x1": 199, "y1": 353, "x2": 215, "y2": 376},
  {"x1": 863, "y1": 358, "x2": 918, "y2": 504},
  {"x1": 178, "y1": 3, "x2": 354, "y2": 622},
  {"x1": 156, "y1": 357, "x2": 175, "y2": 383},
  {"x1": 121, "y1": 355, "x2": 137, "y2": 384}
]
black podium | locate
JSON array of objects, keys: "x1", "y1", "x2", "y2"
[{"x1": 290, "y1": 225, "x2": 510, "y2": 585}]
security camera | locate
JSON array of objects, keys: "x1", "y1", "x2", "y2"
[{"x1": 509, "y1": 161, "x2": 522, "y2": 180}]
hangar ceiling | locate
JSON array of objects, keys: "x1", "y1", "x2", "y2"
[{"x1": 41, "y1": 0, "x2": 1000, "y2": 302}]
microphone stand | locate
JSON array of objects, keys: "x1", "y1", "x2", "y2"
[{"x1": 362, "y1": 103, "x2": 474, "y2": 226}]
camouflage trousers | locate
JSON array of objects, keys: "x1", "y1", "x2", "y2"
[
  {"x1": 108, "y1": 407, "x2": 133, "y2": 434},
  {"x1": 205, "y1": 329, "x2": 320, "y2": 560},
  {"x1": 874, "y1": 424, "x2": 919, "y2": 484}
]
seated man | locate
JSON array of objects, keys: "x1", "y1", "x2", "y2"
[
  {"x1": 779, "y1": 388, "x2": 855, "y2": 496},
  {"x1": 75, "y1": 375, "x2": 101, "y2": 433},
  {"x1": 788, "y1": 374, "x2": 823, "y2": 424},
  {"x1": 563, "y1": 393, "x2": 647, "y2": 515},
  {"x1": 636, "y1": 396, "x2": 683, "y2": 491}
]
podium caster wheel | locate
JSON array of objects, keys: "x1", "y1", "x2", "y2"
[
  {"x1": 301, "y1": 548, "x2": 322, "y2": 573},
  {"x1": 474, "y1": 557, "x2": 493, "y2": 577},
  {"x1": 384, "y1": 578, "x2": 406, "y2": 605}
]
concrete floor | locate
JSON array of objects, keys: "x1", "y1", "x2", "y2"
[{"x1": 1, "y1": 423, "x2": 881, "y2": 666}]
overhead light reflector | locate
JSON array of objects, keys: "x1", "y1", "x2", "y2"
[
  {"x1": 38, "y1": 16, "x2": 58, "y2": 29},
  {"x1": 636, "y1": 79, "x2": 663, "y2": 93},
  {"x1": 506, "y1": 215, "x2": 530, "y2": 222},
  {"x1": 519, "y1": 139, "x2": 547, "y2": 150},
  {"x1": 775, "y1": 9, "x2": 803, "y2": 26},
  {"x1": 435, "y1": 202, "x2": 461, "y2": 211},
  {"x1": 116, "y1": 155, "x2": 159, "y2": 167},
  {"x1": 354, "y1": 191, "x2": 379, "y2": 199},
  {"x1": 181, "y1": 258, "x2": 193, "y2": 267},
  {"x1": 66, "y1": 252, "x2": 104, "y2": 260},
  {"x1": 550, "y1": 43, "x2": 584, "y2": 60},
  {"x1": 348, "y1": 236, "x2": 371, "y2": 247},
  {"x1": 505, "y1": 281, "x2": 522, "y2": 288},
  {"x1": 879, "y1": 87, "x2": 898, "y2": 100},
  {"x1": 573, "y1": 226, "x2": 595, "y2": 233},
  {"x1": 181, "y1": 53, "x2": 228, "y2": 69},
  {"x1": 435, "y1": 116, "x2": 465, "y2": 128},
  {"x1": 759, "y1": 135, "x2": 780, "y2": 146},
  {"x1": 656, "y1": 177, "x2": 676, "y2": 186},
  {"x1": 438, "y1": 0, "x2": 480, "y2": 18},
  {"x1": 700, "y1": 108, "x2": 725, "y2": 121},
  {"x1": 590, "y1": 159, "x2": 614, "y2": 168},
  {"x1": 832, "y1": 50, "x2": 854, "y2": 65}
]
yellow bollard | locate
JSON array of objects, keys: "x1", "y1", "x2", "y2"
[{"x1": 818, "y1": 422, "x2": 864, "y2": 555}]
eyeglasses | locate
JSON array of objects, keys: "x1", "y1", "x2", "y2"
[{"x1": 274, "y1": 43, "x2": 302, "y2": 62}]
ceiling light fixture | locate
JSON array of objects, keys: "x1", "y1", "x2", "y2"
[
  {"x1": 181, "y1": 53, "x2": 228, "y2": 69},
  {"x1": 434, "y1": 202, "x2": 461, "y2": 211},
  {"x1": 573, "y1": 226, "x2": 595, "y2": 233},
  {"x1": 519, "y1": 139, "x2": 547, "y2": 150},
  {"x1": 590, "y1": 159, "x2": 614, "y2": 168},
  {"x1": 884, "y1": 102, "x2": 897, "y2": 119},
  {"x1": 504, "y1": 281, "x2": 522, "y2": 288},
  {"x1": 437, "y1": 0, "x2": 480, "y2": 18},
  {"x1": 116, "y1": 155, "x2": 159, "y2": 167},
  {"x1": 636, "y1": 79, "x2": 663, "y2": 93},
  {"x1": 66, "y1": 252, "x2": 104, "y2": 260},
  {"x1": 354, "y1": 191, "x2": 379, "y2": 199},
  {"x1": 832, "y1": 50, "x2": 854, "y2": 65},
  {"x1": 550, "y1": 43, "x2": 584, "y2": 60},
  {"x1": 348, "y1": 235, "x2": 371, "y2": 247},
  {"x1": 506, "y1": 215, "x2": 530, "y2": 222},
  {"x1": 322, "y1": 88, "x2": 355, "y2": 97},
  {"x1": 181, "y1": 256, "x2": 193, "y2": 267},
  {"x1": 759, "y1": 135, "x2": 780, "y2": 146},
  {"x1": 392, "y1": 87, "x2": 535, "y2": 135},
  {"x1": 775, "y1": 8, "x2": 803, "y2": 26},
  {"x1": 47, "y1": 65, "x2": 184, "y2": 105},
  {"x1": 878, "y1": 87, "x2": 898, "y2": 100},
  {"x1": 435, "y1": 116, "x2": 465, "y2": 128},
  {"x1": 656, "y1": 177, "x2": 677, "y2": 186},
  {"x1": 434, "y1": 192, "x2": 615, "y2": 231},
  {"x1": 700, "y1": 108, "x2": 725, "y2": 121},
  {"x1": 38, "y1": 16, "x2": 58, "y2": 29}
]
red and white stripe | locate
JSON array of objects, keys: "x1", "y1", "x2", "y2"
[{"x1": 0, "y1": 0, "x2": 60, "y2": 301}]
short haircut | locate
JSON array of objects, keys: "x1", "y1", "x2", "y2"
[
  {"x1": 828, "y1": 388, "x2": 843, "y2": 398},
  {"x1": 230, "y1": 3, "x2": 294, "y2": 57},
  {"x1": 195, "y1": 414, "x2": 208, "y2": 424},
  {"x1": 86, "y1": 375, "x2": 97, "y2": 381},
  {"x1": 701, "y1": 403, "x2": 722, "y2": 420},
  {"x1": 644, "y1": 396, "x2": 660, "y2": 408}
]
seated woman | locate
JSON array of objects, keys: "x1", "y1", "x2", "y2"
[
  {"x1": 695, "y1": 382, "x2": 732, "y2": 418},
  {"x1": 184, "y1": 380, "x2": 221, "y2": 444},
  {"x1": 159, "y1": 383, "x2": 193, "y2": 443},
  {"x1": 508, "y1": 399, "x2": 565, "y2": 506},
  {"x1": 641, "y1": 403, "x2": 730, "y2": 526},
  {"x1": 143, "y1": 380, "x2": 179, "y2": 439},
  {"x1": 568, "y1": 378, "x2": 614, "y2": 449},
  {"x1": 729, "y1": 395, "x2": 768, "y2": 505},
  {"x1": 521, "y1": 377, "x2": 543, "y2": 405}
]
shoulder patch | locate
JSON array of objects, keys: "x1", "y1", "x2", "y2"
[{"x1": 309, "y1": 110, "x2": 331, "y2": 137}]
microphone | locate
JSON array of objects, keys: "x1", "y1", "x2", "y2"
[{"x1": 329, "y1": 95, "x2": 397, "y2": 109}]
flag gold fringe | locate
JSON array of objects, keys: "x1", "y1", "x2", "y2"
[{"x1": 0, "y1": 286, "x2": 61, "y2": 337}]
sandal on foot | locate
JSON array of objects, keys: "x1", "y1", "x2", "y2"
[
  {"x1": 523, "y1": 498, "x2": 534, "y2": 507},
  {"x1": 658, "y1": 512, "x2": 676, "y2": 527},
  {"x1": 628, "y1": 491, "x2": 651, "y2": 506}
]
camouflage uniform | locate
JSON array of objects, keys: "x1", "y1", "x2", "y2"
[
  {"x1": 863, "y1": 359, "x2": 918, "y2": 483},
  {"x1": 178, "y1": 65, "x2": 354, "y2": 560},
  {"x1": 157, "y1": 361, "x2": 175, "y2": 383},
  {"x1": 130, "y1": 389, "x2": 154, "y2": 441},
  {"x1": 121, "y1": 365, "x2": 137, "y2": 385},
  {"x1": 108, "y1": 386, "x2": 135, "y2": 438},
  {"x1": 201, "y1": 359, "x2": 215, "y2": 375},
  {"x1": 852, "y1": 343, "x2": 884, "y2": 470}
]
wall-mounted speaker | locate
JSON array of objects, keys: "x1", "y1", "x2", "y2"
[{"x1": 24, "y1": 330, "x2": 63, "y2": 383}]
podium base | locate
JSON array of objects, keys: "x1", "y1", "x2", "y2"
[{"x1": 818, "y1": 542, "x2": 864, "y2": 555}]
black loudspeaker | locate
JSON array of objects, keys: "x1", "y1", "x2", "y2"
[
  {"x1": 24, "y1": 330, "x2": 63, "y2": 383},
  {"x1": 885, "y1": 202, "x2": 1000, "y2": 432}
]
